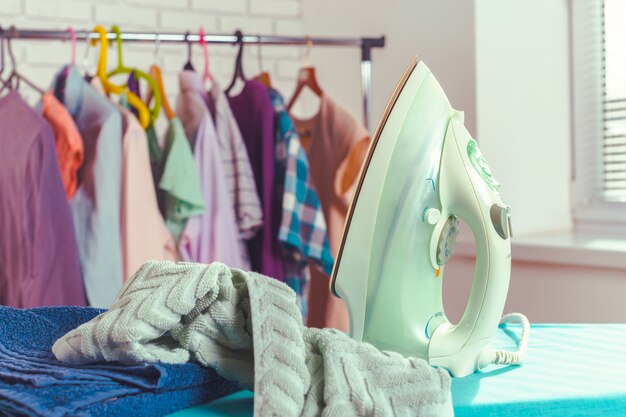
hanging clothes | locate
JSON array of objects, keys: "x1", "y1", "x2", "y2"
[
  {"x1": 120, "y1": 109, "x2": 178, "y2": 278},
  {"x1": 51, "y1": 66, "x2": 124, "y2": 308},
  {"x1": 269, "y1": 88, "x2": 333, "y2": 316},
  {"x1": 148, "y1": 121, "x2": 202, "y2": 241},
  {"x1": 125, "y1": 74, "x2": 206, "y2": 244},
  {"x1": 209, "y1": 82, "x2": 264, "y2": 241},
  {"x1": 40, "y1": 91, "x2": 83, "y2": 199},
  {"x1": 90, "y1": 78, "x2": 178, "y2": 279},
  {"x1": 228, "y1": 80, "x2": 284, "y2": 281},
  {"x1": 177, "y1": 72, "x2": 262, "y2": 270},
  {"x1": 154, "y1": 118, "x2": 206, "y2": 242},
  {"x1": 0, "y1": 91, "x2": 86, "y2": 308},
  {"x1": 291, "y1": 94, "x2": 370, "y2": 331},
  {"x1": 119, "y1": 107, "x2": 178, "y2": 278},
  {"x1": 177, "y1": 127, "x2": 246, "y2": 266},
  {"x1": 176, "y1": 86, "x2": 246, "y2": 267}
]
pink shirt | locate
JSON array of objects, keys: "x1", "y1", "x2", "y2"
[
  {"x1": 292, "y1": 94, "x2": 370, "y2": 331},
  {"x1": 118, "y1": 106, "x2": 178, "y2": 279}
]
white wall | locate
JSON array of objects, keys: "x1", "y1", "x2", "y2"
[
  {"x1": 1, "y1": 0, "x2": 306, "y2": 105},
  {"x1": 444, "y1": 255, "x2": 626, "y2": 324},
  {"x1": 475, "y1": 0, "x2": 572, "y2": 235},
  {"x1": 302, "y1": 0, "x2": 477, "y2": 136}
]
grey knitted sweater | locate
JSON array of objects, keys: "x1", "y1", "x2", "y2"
[{"x1": 53, "y1": 261, "x2": 453, "y2": 416}]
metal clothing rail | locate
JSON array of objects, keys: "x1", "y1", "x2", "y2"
[{"x1": 0, "y1": 26, "x2": 385, "y2": 129}]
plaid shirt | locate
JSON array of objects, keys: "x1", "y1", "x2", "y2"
[{"x1": 269, "y1": 89, "x2": 333, "y2": 316}]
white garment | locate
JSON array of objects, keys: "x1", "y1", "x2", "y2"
[
  {"x1": 177, "y1": 112, "x2": 248, "y2": 269},
  {"x1": 177, "y1": 72, "x2": 263, "y2": 240}
]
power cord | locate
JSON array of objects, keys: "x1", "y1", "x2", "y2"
[{"x1": 478, "y1": 313, "x2": 530, "y2": 369}]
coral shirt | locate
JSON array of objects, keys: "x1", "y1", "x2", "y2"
[{"x1": 41, "y1": 91, "x2": 84, "y2": 199}]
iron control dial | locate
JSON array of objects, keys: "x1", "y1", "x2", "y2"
[{"x1": 436, "y1": 216, "x2": 460, "y2": 266}]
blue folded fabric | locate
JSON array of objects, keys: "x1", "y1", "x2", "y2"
[{"x1": 0, "y1": 306, "x2": 239, "y2": 417}]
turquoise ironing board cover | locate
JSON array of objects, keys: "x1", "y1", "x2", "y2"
[{"x1": 167, "y1": 324, "x2": 626, "y2": 417}]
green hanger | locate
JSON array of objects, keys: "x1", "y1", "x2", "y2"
[{"x1": 106, "y1": 25, "x2": 161, "y2": 126}]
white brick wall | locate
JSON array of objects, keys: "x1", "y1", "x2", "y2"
[
  {"x1": 95, "y1": 4, "x2": 159, "y2": 28},
  {"x1": 24, "y1": 0, "x2": 92, "y2": 22},
  {"x1": 250, "y1": 0, "x2": 301, "y2": 17},
  {"x1": 190, "y1": 0, "x2": 247, "y2": 15},
  {"x1": 1, "y1": 0, "x2": 22, "y2": 16},
  {"x1": 3, "y1": 0, "x2": 306, "y2": 104}
]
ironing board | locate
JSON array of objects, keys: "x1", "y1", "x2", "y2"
[{"x1": 167, "y1": 324, "x2": 626, "y2": 417}]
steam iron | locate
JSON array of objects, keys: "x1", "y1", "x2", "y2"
[{"x1": 331, "y1": 57, "x2": 528, "y2": 377}]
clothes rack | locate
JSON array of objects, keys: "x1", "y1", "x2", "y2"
[{"x1": 0, "y1": 26, "x2": 385, "y2": 130}]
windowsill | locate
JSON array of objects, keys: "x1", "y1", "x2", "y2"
[{"x1": 455, "y1": 231, "x2": 626, "y2": 270}]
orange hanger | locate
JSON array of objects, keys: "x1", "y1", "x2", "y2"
[
  {"x1": 149, "y1": 65, "x2": 175, "y2": 120},
  {"x1": 144, "y1": 35, "x2": 175, "y2": 120},
  {"x1": 255, "y1": 71, "x2": 272, "y2": 88},
  {"x1": 287, "y1": 37, "x2": 322, "y2": 111}
]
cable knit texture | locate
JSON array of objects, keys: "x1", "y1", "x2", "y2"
[{"x1": 53, "y1": 261, "x2": 453, "y2": 417}]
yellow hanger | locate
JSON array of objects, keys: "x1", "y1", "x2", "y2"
[
  {"x1": 91, "y1": 25, "x2": 151, "y2": 128},
  {"x1": 106, "y1": 26, "x2": 162, "y2": 125}
]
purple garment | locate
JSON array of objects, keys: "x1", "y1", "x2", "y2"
[
  {"x1": 228, "y1": 81, "x2": 283, "y2": 281},
  {"x1": 178, "y1": 114, "x2": 246, "y2": 268},
  {"x1": 127, "y1": 71, "x2": 141, "y2": 120},
  {"x1": 128, "y1": 71, "x2": 141, "y2": 98},
  {"x1": 0, "y1": 92, "x2": 86, "y2": 307}
]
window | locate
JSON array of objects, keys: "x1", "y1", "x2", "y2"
[
  {"x1": 571, "y1": 0, "x2": 626, "y2": 234},
  {"x1": 603, "y1": 0, "x2": 626, "y2": 202}
]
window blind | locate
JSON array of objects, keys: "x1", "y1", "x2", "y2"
[
  {"x1": 603, "y1": 0, "x2": 626, "y2": 201},
  {"x1": 571, "y1": 0, "x2": 604, "y2": 211}
]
